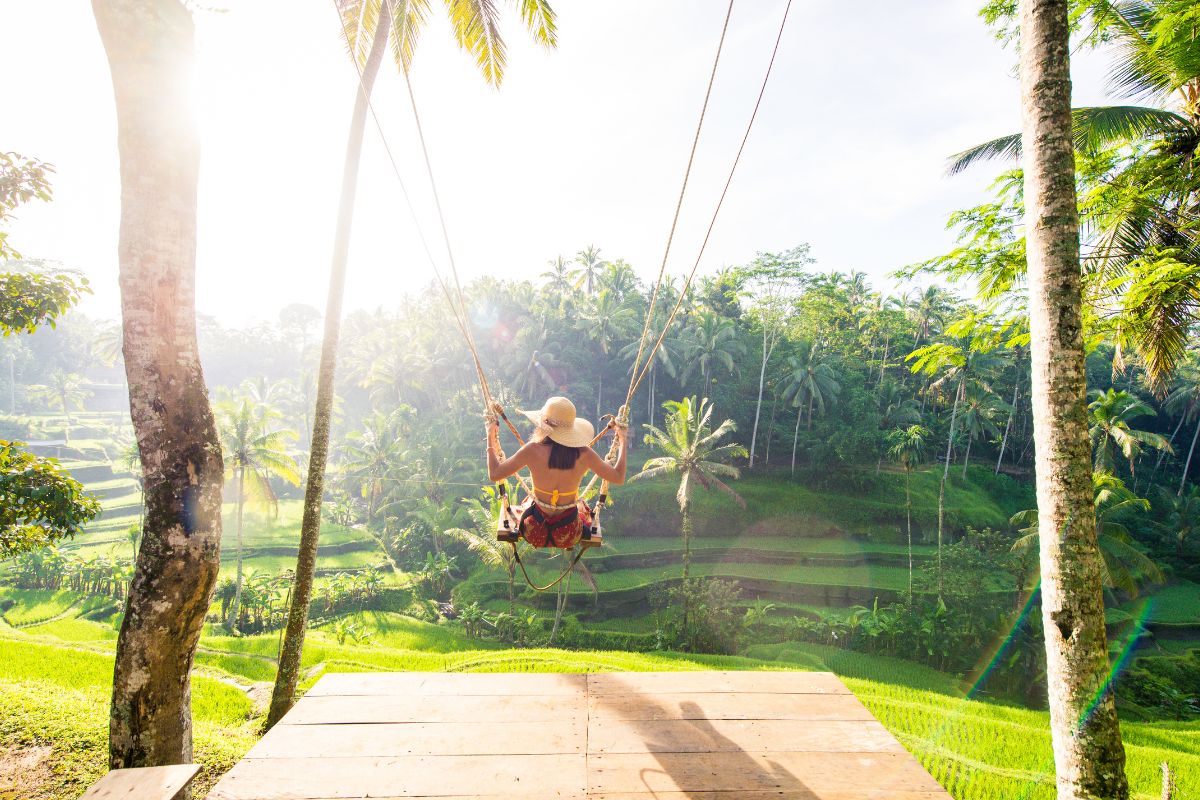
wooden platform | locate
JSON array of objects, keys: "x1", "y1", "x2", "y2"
[{"x1": 207, "y1": 671, "x2": 952, "y2": 800}]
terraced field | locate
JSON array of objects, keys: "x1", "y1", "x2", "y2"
[{"x1": 0, "y1": 590, "x2": 1194, "y2": 800}]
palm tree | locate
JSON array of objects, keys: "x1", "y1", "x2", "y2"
[
  {"x1": 905, "y1": 286, "x2": 955, "y2": 344},
  {"x1": 779, "y1": 340, "x2": 840, "y2": 474},
  {"x1": 631, "y1": 397, "x2": 747, "y2": 581},
  {"x1": 29, "y1": 371, "x2": 90, "y2": 444},
  {"x1": 620, "y1": 320, "x2": 681, "y2": 429},
  {"x1": 571, "y1": 245, "x2": 605, "y2": 295},
  {"x1": 342, "y1": 411, "x2": 406, "y2": 524},
  {"x1": 958, "y1": 386, "x2": 1005, "y2": 479},
  {"x1": 1016, "y1": 1, "x2": 1129, "y2": 792},
  {"x1": 215, "y1": 399, "x2": 300, "y2": 632},
  {"x1": 875, "y1": 380, "x2": 921, "y2": 472},
  {"x1": 444, "y1": 486, "x2": 520, "y2": 614},
  {"x1": 908, "y1": 336, "x2": 1000, "y2": 593},
  {"x1": 540, "y1": 256, "x2": 574, "y2": 311},
  {"x1": 888, "y1": 425, "x2": 929, "y2": 597},
  {"x1": 1157, "y1": 484, "x2": 1200, "y2": 557},
  {"x1": 271, "y1": 0, "x2": 558, "y2": 728},
  {"x1": 681, "y1": 311, "x2": 744, "y2": 395},
  {"x1": 950, "y1": 1, "x2": 1200, "y2": 391},
  {"x1": 1087, "y1": 388, "x2": 1171, "y2": 480},
  {"x1": 1011, "y1": 472, "x2": 1164, "y2": 597},
  {"x1": 1165, "y1": 365, "x2": 1200, "y2": 494},
  {"x1": 577, "y1": 289, "x2": 636, "y2": 418}
]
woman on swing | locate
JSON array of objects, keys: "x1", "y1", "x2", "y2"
[{"x1": 487, "y1": 396, "x2": 628, "y2": 549}]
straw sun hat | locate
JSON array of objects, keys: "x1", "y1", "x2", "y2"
[{"x1": 519, "y1": 396, "x2": 595, "y2": 448}]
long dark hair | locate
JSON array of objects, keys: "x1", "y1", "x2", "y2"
[{"x1": 541, "y1": 437, "x2": 583, "y2": 470}]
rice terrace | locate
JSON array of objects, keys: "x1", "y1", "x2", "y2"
[{"x1": 2, "y1": 1, "x2": 1199, "y2": 799}]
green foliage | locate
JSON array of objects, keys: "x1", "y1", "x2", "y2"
[
  {"x1": 0, "y1": 269, "x2": 91, "y2": 335},
  {"x1": 0, "y1": 441, "x2": 101, "y2": 557},
  {"x1": 0, "y1": 152, "x2": 54, "y2": 261}
]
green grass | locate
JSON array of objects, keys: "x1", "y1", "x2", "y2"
[
  {"x1": 23, "y1": 616, "x2": 119, "y2": 643},
  {"x1": 1121, "y1": 581, "x2": 1200, "y2": 626},
  {"x1": 0, "y1": 590, "x2": 104, "y2": 627},
  {"x1": 511, "y1": 561, "x2": 917, "y2": 593},
  {"x1": 603, "y1": 535, "x2": 937, "y2": 556}
]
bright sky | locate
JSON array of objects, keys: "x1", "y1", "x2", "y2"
[{"x1": 2, "y1": 1, "x2": 1114, "y2": 325}]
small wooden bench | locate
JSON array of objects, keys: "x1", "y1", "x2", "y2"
[{"x1": 79, "y1": 764, "x2": 200, "y2": 800}]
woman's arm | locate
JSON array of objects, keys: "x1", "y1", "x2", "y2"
[
  {"x1": 583, "y1": 425, "x2": 628, "y2": 485},
  {"x1": 487, "y1": 420, "x2": 531, "y2": 481}
]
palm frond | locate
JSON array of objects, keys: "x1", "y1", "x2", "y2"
[
  {"x1": 512, "y1": 0, "x2": 556, "y2": 47},
  {"x1": 445, "y1": 0, "x2": 506, "y2": 87},
  {"x1": 946, "y1": 133, "x2": 1023, "y2": 176}
]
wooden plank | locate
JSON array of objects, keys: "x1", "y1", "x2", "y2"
[
  {"x1": 308, "y1": 671, "x2": 587, "y2": 697},
  {"x1": 247, "y1": 719, "x2": 585, "y2": 758},
  {"x1": 587, "y1": 718, "x2": 904, "y2": 754},
  {"x1": 285, "y1": 693, "x2": 585, "y2": 725},
  {"x1": 206, "y1": 754, "x2": 585, "y2": 799},
  {"x1": 587, "y1": 671, "x2": 849, "y2": 696},
  {"x1": 79, "y1": 765, "x2": 200, "y2": 800},
  {"x1": 588, "y1": 692, "x2": 875, "y2": 722},
  {"x1": 591, "y1": 791, "x2": 950, "y2": 800},
  {"x1": 588, "y1": 751, "x2": 949, "y2": 794}
]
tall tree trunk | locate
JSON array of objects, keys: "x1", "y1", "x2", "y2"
[
  {"x1": 1020, "y1": 1, "x2": 1128, "y2": 795},
  {"x1": 807, "y1": 392, "x2": 815, "y2": 431},
  {"x1": 937, "y1": 378, "x2": 963, "y2": 596},
  {"x1": 905, "y1": 468, "x2": 913, "y2": 598},
  {"x1": 790, "y1": 400, "x2": 803, "y2": 475},
  {"x1": 997, "y1": 377, "x2": 1021, "y2": 474},
  {"x1": 1151, "y1": 411, "x2": 1185, "y2": 483},
  {"x1": 962, "y1": 432, "x2": 973, "y2": 480},
  {"x1": 878, "y1": 335, "x2": 889, "y2": 388},
  {"x1": 1178, "y1": 421, "x2": 1200, "y2": 497},
  {"x1": 61, "y1": 390, "x2": 72, "y2": 443},
  {"x1": 93, "y1": 0, "x2": 224, "y2": 769},
  {"x1": 230, "y1": 467, "x2": 246, "y2": 631},
  {"x1": 596, "y1": 370, "x2": 603, "y2": 421},
  {"x1": 268, "y1": 5, "x2": 390, "y2": 729},
  {"x1": 648, "y1": 364, "x2": 655, "y2": 428},
  {"x1": 748, "y1": 328, "x2": 772, "y2": 468},
  {"x1": 765, "y1": 391, "x2": 779, "y2": 465}
]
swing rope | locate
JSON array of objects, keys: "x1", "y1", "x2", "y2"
[{"x1": 328, "y1": 0, "x2": 793, "y2": 589}]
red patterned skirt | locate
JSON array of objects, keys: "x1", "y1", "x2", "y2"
[{"x1": 511, "y1": 497, "x2": 596, "y2": 549}]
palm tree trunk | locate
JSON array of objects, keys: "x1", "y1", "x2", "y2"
[
  {"x1": 937, "y1": 378, "x2": 963, "y2": 596},
  {"x1": 748, "y1": 328, "x2": 771, "y2": 468},
  {"x1": 268, "y1": 4, "x2": 390, "y2": 729},
  {"x1": 1020, "y1": 1, "x2": 1128, "y2": 794},
  {"x1": 878, "y1": 335, "x2": 889, "y2": 388},
  {"x1": 61, "y1": 389, "x2": 72, "y2": 444},
  {"x1": 648, "y1": 364, "x2": 655, "y2": 428},
  {"x1": 765, "y1": 391, "x2": 779, "y2": 465},
  {"x1": 905, "y1": 467, "x2": 913, "y2": 598},
  {"x1": 997, "y1": 378, "x2": 1021, "y2": 474},
  {"x1": 807, "y1": 392, "x2": 815, "y2": 431},
  {"x1": 962, "y1": 432, "x2": 973, "y2": 480},
  {"x1": 93, "y1": 0, "x2": 224, "y2": 769},
  {"x1": 1151, "y1": 411, "x2": 1185, "y2": 483},
  {"x1": 596, "y1": 370, "x2": 603, "y2": 421},
  {"x1": 790, "y1": 401, "x2": 803, "y2": 475},
  {"x1": 1178, "y1": 421, "x2": 1200, "y2": 497},
  {"x1": 680, "y1": 503, "x2": 692, "y2": 581},
  {"x1": 230, "y1": 467, "x2": 245, "y2": 631}
]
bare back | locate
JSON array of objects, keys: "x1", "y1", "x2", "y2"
[{"x1": 488, "y1": 437, "x2": 626, "y2": 494}]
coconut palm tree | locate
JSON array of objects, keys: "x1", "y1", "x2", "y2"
[
  {"x1": 951, "y1": 0, "x2": 1200, "y2": 392},
  {"x1": 215, "y1": 398, "x2": 300, "y2": 632},
  {"x1": 779, "y1": 340, "x2": 841, "y2": 474},
  {"x1": 681, "y1": 311, "x2": 744, "y2": 395},
  {"x1": 1015, "y1": 2, "x2": 1130, "y2": 791},
  {"x1": 1087, "y1": 388, "x2": 1171, "y2": 480},
  {"x1": 1011, "y1": 472, "x2": 1164, "y2": 598},
  {"x1": 29, "y1": 371, "x2": 90, "y2": 444},
  {"x1": 571, "y1": 245, "x2": 606, "y2": 296},
  {"x1": 631, "y1": 397, "x2": 747, "y2": 581},
  {"x1": 271, "y1": 0, "x2": 558, "y2": 728},
  {"x1": 541, "y1": 256, "x2": 573, "y2": 293},
  {"x1": 908, "y1": 336, "x2": 1001, "y2": 593},
  {"x1": 875, "y1": 380, "x2": 921, "y2": 472},
  {"x1": 1157, "y1": 484, "x2": 1200, "y2": 557},
  {"x1": 958, "y1": 386, "x2": 1006, "y2": 478},
  {"x1": 577, "y1": 289, "x2": 636, "y2": 418},
  {"x1": 1164, "y1": 362, "x2": 1200, "y2": 493},
  {"x1": 905, "y1": 286, "x2": 955, "y2": 344},
  {"x1": 342, "y1": 411, "x2": 406, "y2": 524},
  {"x1": 444, "y1": 485, "x2": 520, "y2": 614},
  {"x1": 888, "y1": 424, "x2": 930, "y2": 597}
]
